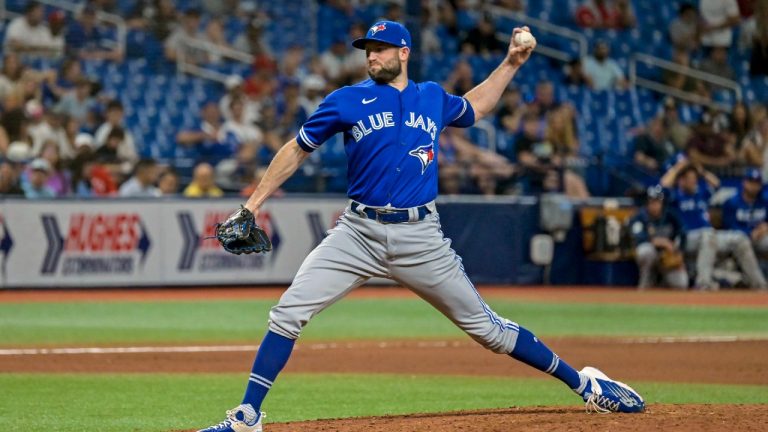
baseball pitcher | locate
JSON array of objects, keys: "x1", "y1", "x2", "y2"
[{"x1": 198, "y1": 21, "x2": 644, "y2": 432}]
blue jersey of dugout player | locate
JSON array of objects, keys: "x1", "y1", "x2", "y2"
[
  {"x1": 197, "y1": 21, "x2": 645, "y2": 432},
  {"x1": 722, "y1": 168, "x2": 768, "y2": 236}
]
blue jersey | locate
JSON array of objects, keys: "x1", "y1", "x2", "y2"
[
  {"x1": 295, "y1": 79, "x2": 475, "y2": 207},
  {"x1": 722, "y1": 191, "x2": 768, "y2": 235},
  {"x1": 667, "y1": 184, "x2": 713, "y2": 231}
]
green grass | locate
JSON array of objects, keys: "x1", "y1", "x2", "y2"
[
  {"x1": 1, "y1": 299, "x2": 767, "y2": 346},
  {"x1": 1, "y1": 373, "x2": 766, "y2": 432}
]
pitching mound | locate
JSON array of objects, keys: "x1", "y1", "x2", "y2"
[{"x1": 260, "y1": 405, "x2": 764, "y2": 432}]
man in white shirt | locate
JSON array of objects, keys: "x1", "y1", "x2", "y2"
[
  {"x1": 582, "y1": 40, "x2": 628, "y2": 91},
  {"x1": 3, "y1": 2, "x2": 63, "y2": 57},
  {"x1": 699, "y1": 0, "x2": 741, "y2": 48},
  {"x1": 118, "y1": 159, "x2": 161, "y2": 197}
]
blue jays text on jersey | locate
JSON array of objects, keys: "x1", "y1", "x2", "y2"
[
  {"x1": 294, "y1": 79, "x2": 475, "y2": 208},
  {"x1": 667, "y1": 183, "x2": 713, "y2": 231},
  {"x1": 722, "y1": 191, "x2": 768, "y2": 234}
]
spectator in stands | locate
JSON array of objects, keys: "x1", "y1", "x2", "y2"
[
  {"x1": 546, "y1": 105, "x2": 580, "y2": 158},
  {"x1": 220, "y1": 75, "x2": 260, "y2": 125},
  {"x1": 669, "y1": 3, "x2": 701, "y2": 53},
  {"x1": 204, "y1": 17, "x2": 233, "y2": 64},
  {"x1": 94, "y1": 126, "x2": 127, "y2": 165},
  {"x1": 320, "y1": 37, "x2": 353, "y2": 85},
  {"x1": 1, "y1": 109, "x2": 31, "y2": 145},
  {"x1": 36, "y1": 140, "x2": 70, "y2": 196},
  {"x1": 176, "y1": 101, "x2": 229, "y2": 161},
  {"x1": 3, "y1": 2, "x2": 64, "y2": 58},
  {"x1": 628, "y1": 185, "x2": 688, "y2": 289},
  {"x1": 699, "y1": 47, "x2": 736, "y2": 80},
  {"x1": 300, "y1": 74, "x2": 327, "y2": 115},
  {"x1": 118, "y1": 158, "x2": 160, "y2": 197},
  {"x1": 661, "y1": 158, "x2": 767, "y2": 289},
  {"x1": 0, "y1": 53, "x2": 25, "y2": 103},
  {"x1": 722, "y1": 168, "x2": 768, "y2": 255},
  {"x1": 66, "y1": 6, "x2": 123, "y2": 62},
  {"x1": 634, "y1": 117, "x2": 676, "y2": 174},
  {"x1": 54, "y1": 78, "x2": 94, "y2": 122},
  {"x1": 461, "y1": 14, "x2": 505, "y2": 56},
  {"x1": 276, "y1": 81, "x2": 308, "y2": 135},
  {"x1": 660, "y1": 97, "x2": 693, "y2": 151},
  {"x1": 510, "y1": 112, "x2": 589, "y2": 198},
  {"x1": 750, "y1": 0, "x2": 768, "y2": 75},
  {"x1": 0, "y1": 159, "x2": 24, "y2": 196},
  {"x1": 575, "y1": 0, "x2": 636, "y2": 30},
  {"x1": 183, "y1": 162, "x2": 224, "y2": 198},
  {"x1": 233, "y1": 13, "x2": 273, "y2": 58},
  {"x1": 563, "y1": 58, "x2": 591, "y2": 87},
  {"x1": 128, "y1": 0, "x2": 178, "y2": 41},
  {"x1": 438, "y1": 128, "x2": 516, "y2": 195},
  {"x1": 582, "y1": 41, "x2": 628, "y2": 91},
  {"x1": 0, "y1": 142, "x2": 30, "y2": 196},
  {"x1": 41, "y1": 58, "x2": 81, "y2": 105},
  {"x1": 221, "y1": 97, "x2": 263, "y2": 150},
  {"x1": 47, "y1": 10, "x2": 67, "y2": 54},
  {"x1": 94, "y1": 100, "x2": 138, "y2": 168},
  {"x1": 164, "y1": 8, "x2": 208, "y2": 64},
  {"x1": 444, "y1": 59, "x2": 475, "y2": 96},
  {"x1": 529, "y1": 81, "x2": 561, "y2": 119},
  {"x1": 70, "y1": 140, "x2": 118, "y2": 197},
  {"x1": 700, "y1": 0, "x2": 741, "y2": 50},
  {"x1": 728, "y1": 101, "x2": 753, "y2": 147},
  {"x1": 22, "y1": 158, "x2": 55, "y2": 199},
  {"x1": 29, "y1": 110, "x2": 71, "y2": 159},
  {"x1": 663, "y1": 49, "x2": 708, "y2": 97},
  {"x1": 687, "y1": 107, "x2": 736, "y2": 169},
  {"x1": 497, "y1": 87, "x2": 525, "y2": 134},
  {"x1": 741, "y1": 117, "x2": 768, "y2": 174},
  {"x1": 157, "y1": 167, "x2": 179, "y2": 196}
]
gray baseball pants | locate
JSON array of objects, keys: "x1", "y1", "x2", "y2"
[
  {"x1": 634, "y1": 243, "x2": 689, "y2": 289},
  {"x1": 685, "y1": 228, "x2": 767, "y2": 289},
  {"x1": 268, "y1": 204, "x2": 521, "y2": 354}
]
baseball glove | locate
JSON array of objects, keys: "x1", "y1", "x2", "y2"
[
  {"x1": 215, "y1": 206, "x2": 272, "y2": 255},
  {"x1": 659, "y1": 249, "x2": 684, "y2": 271}
]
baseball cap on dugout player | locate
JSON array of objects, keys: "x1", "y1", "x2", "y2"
[
  {"x1": 352, "y1": 20, "x2": 412, "y2": 50},
  {"x1": 744, "y1": 167, "x2": 763, "y2": 183}
]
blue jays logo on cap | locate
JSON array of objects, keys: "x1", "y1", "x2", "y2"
[
  {"x1": 352, "y1": 20, "x2": 412, "y2": 50},
  {"x1": 370, "y1": 23, "x2": 387, "y2": 35}
]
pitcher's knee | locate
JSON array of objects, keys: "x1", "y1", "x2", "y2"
[
  {"x1": 267, "y1": 306, "x2": 306, "y2": 340},
  {"x1": 466, "y1": 321, "x2": 521, "y2": 354}
]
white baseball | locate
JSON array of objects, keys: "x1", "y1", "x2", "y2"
[{"x1": 514, "y1": 30, "x2": 535, "y2": 48}]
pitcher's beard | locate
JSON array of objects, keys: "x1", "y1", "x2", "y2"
[{"x1": 368, "y1": 60, "x2": 402, "y2": 84}]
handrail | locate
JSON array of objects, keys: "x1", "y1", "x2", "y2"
[
  {"x1": 629, "y1": 52, "x2": 741, "y2": 110},
  {"x1": 486, "y1": 5, "x2": 589, "y2": 61},
  {"x1": 176, "y1": 37, "x2": 253, "y2": 84},
  {"x1": 31, "y1": 0, "x2": 127, "y2": 54}
]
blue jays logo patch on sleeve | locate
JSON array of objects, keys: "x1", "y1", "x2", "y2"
[{"x1": 408, "y1": 143, "x2": 435, "y2": 175}]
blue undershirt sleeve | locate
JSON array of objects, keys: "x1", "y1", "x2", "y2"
[{"x1": 442, "y1": 90, "x2": 475, "y2": 128}]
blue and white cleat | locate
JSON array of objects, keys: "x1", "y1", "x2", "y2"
[
  {"x1": 580, "y1": 367, "x2": 645, "y2": 413},
  {"x1": 197, "y1": 404, "x2": 264, "y2": 432}
]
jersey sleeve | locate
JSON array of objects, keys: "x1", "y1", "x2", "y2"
[
  {"x1": 442, "y1": 89, "x2": 475, "y2": 128},
  {"x1": 295, "y1": 91, "x2": 344, "y2": 152}
]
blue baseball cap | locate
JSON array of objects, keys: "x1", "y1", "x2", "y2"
[
  {"x1": 745, "y1": 167, "x2": 763, "y2": 182},
  {"x1": 352, "y1": 21, "x2": 411, "y2": 50}
]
